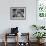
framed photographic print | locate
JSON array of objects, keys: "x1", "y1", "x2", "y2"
[
  {"x1": 37, "y1": 0, "x2": 46, "y2": 18},
  {"x1": 10, "y1": 7, "x2": 26, "y2": 20},
  {"x1": 36, "y1": 0, "x2": 46, "y2": 26}
]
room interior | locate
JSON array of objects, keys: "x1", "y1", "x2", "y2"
[{"x1": 0, "y1": 0, "x2": 46, "y2": 46}]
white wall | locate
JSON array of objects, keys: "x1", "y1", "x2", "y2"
[{"x1": 0, "y1": 0, "x2": 37, "y2": 42}]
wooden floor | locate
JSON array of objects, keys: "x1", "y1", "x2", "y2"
[{"x1": 0, "y1": 42, "x2": 46, "y2": 46}]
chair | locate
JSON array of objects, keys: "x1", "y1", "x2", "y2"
[
  {"x1": 4, "y1": 33, "x2": 18, "y2": 46},
  {"x1": 18, "y1": 33, "x2": 30, "y2": 46},
  {"x1": 4, "y1": 27, "x2": 19, "y2": 46}
]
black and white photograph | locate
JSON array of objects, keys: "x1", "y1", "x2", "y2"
[{"x1": 10, "y1": 7, "x2": 26, "y2": 20}]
